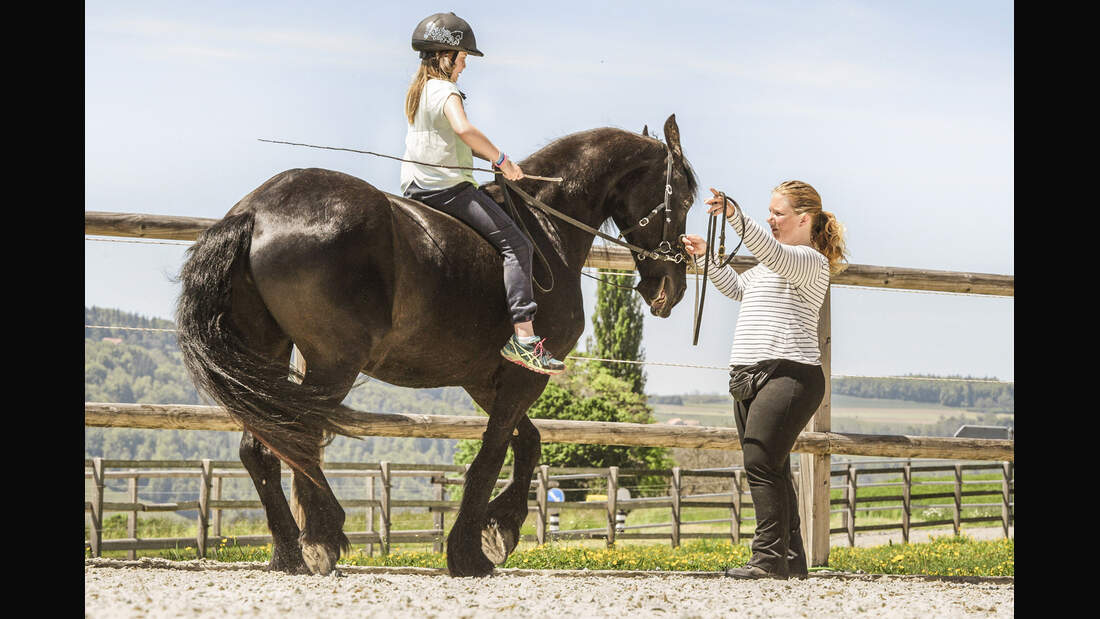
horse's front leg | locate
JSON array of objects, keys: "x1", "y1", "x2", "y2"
[
  {"x1": 481, "y1": 414, "x2": 540, "y2": 565},
  {"x1": 446, "y1": 414, "x2": 515, "y2": 577}
]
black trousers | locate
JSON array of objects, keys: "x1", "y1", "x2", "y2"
[
  {"x1": 733, "y1": 359, "x2": 825, "y2": 575},
  {"x1": 405, "y1": 182, "x2": 537, "y2": 324}
]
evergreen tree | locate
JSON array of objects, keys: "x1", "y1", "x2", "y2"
[{"x1": 589, "y1": 269, "x2": 647, "y2": 394}]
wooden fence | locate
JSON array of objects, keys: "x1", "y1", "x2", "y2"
[
  {"x1": 84, "y1": 458, "x2": 1014, "y2": 558},
  {"x1": 84, "y1": 210, "x2": 1014, "y2": 567}
]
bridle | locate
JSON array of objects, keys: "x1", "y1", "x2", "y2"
[
  {"x1": 498, "y1": 142, "x2": 689, "y2": 293},
  {"x1": 613, "y1": 148, "x2": 688, "y2": 265}
]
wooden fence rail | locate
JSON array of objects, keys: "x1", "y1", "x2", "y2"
[
  {"x1": 85, "y1": 402, "x2": 1015, "y2": 462},
  {"x1": 84, "y1": 458, "x2": 1013, "y2": 558},
  {"x1": 85, "y1": 211, "x2": 1014, "y2": 297}
]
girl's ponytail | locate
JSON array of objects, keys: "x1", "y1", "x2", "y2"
[{"x1": 404, "y1": 51, "x2": 458, "y2": 124}]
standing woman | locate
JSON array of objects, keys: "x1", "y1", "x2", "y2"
[
  {"x1": 400, "y1": 12, "x2": 564, "y2": 375},
  {"x1": 681, "y1": 181, "x2": 848, "y2": 579}
]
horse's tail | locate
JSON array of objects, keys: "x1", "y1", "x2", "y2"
[{"x1": 175, "y1": 210, "x2": 358, "y2": 483}]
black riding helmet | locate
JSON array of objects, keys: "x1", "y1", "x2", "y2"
[{"x1": 411, "y1": 12, "x2": 484, "y2": 58}]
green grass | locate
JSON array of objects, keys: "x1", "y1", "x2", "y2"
[
  {"x1": 99, "y1": 533, "x2": 1011, "y2": 578},
  {"x1": 829, "y1": 534, "x2": 1013, "y2": 577}
]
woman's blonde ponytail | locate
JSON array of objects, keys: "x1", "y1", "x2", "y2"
[{"x1": 773, "y1": 180, "x2": 849, "y2": 275}]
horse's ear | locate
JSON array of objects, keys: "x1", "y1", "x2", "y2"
[
  {"x1": 641, "y1": 125, "x2": 649, "y2": 137},
  {"x1": 663, "y1": 114, "x2": 683, "y2": 160}
]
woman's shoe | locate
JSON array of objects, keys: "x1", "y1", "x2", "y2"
[
  {"x1": 724, "y1": 565, "x2": 789, "y2": 580},
  {"x1": 500, "y1": 335, "x2": 565, "y2": 375}
]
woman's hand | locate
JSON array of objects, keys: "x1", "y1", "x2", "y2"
[
  {"x1": 498, "y1": 157, "x2": 524, "y2": 181},
  {"x1": 704, "y1": 187, "x2": 737, "y2": 217},
  {"x1": 680, "y1": 233, "x2": 707, "y2": 257}
]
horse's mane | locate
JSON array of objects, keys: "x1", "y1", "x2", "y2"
[{"x1": 516, "y1": 127, "x2": 698, "y2": 210}]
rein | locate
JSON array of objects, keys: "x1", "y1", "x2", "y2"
[
  {"x1": 495, "y1": 143, "x2": 689, "y2": 294},
  {"x1": 258, "y1": 137, "x2": 689, "y2": 293},
  {"x1": 691, "y1": 191, "x2": 745, "y2": 346}
]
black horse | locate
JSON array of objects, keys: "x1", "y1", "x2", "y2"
[{"x1": 176, "y1": 114, "x2": 698, "y2": 577}]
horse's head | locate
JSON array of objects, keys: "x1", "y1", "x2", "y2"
[{"x1": 609, "y1": 114, "x2": 698, "y2": 318}]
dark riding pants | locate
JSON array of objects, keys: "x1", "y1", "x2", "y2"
[
  {"x1": 733, "y1": 359, "x2": 825, "y2": 575},
  {"x1": 405, "y1": 182, "x2": 538, "y2": 324}
]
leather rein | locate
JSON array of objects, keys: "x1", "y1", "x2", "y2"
[
  {"x1": 497, "y1": 145, "x2": 688, "y2": 293},
  {"x1": 691, "y1": 191, "x2": 745, "y2": 345}
]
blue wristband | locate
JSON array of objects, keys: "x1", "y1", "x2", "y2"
[{"x1": 494, "y1": 152, "x2": 506, "y2": 167}]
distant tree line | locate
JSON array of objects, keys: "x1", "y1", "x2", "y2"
[
  {"x1": 649, "y1": 376, "x2": 1013, "y2": 414},
  {"x1": 831, "y1": 375, "x2": 1013, "y2": 413}
]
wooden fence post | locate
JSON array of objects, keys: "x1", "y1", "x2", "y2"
[
  {"x1": 128, "y1": 473, "x2": 138, "y2": 560},
  {"x1": 366, "y1": 473, "x2": 375, "y2": 557},
  {"x1": 671, "y1": 467, "x2": 681, "y2": 548},
  {"x1": 902, "y1": 462, "x2": 911, "y2": 544},
  {"x1": 731, "y1": 469, "x2": 741, "y2": 544},
  {"x1": 433, "y1": 475, "x2": 444, "y2": 553},
  {"x1": 289, "y1": 345, "x2": 306, "y2": 384},
  {"x1": 90, "y1": 457, "x2": 104, "y2": 558},
  {"x1": 212, "y1": 474, "x2": 222, "y2": 540},
  {"x1": 197, "y1": 459, "x2": 212, "y2": 558},
  {"x1": 953, "y1": 463, "x2": 962, "y2": 536},
  {"x1": 846, "y1": 466, "x2": 857, "y2": 547},
  {"x1": 797, "y1": 286, "x2": 832, "y2": 566},
  {"x1": 380, "y1": 461, "x2": 391, "y2": 555},
  {"x1": 1001, "y1": 461, "x2": 1012, "y2": 538},
  {"x1": 607, "y1": 466, "x2": 618, "y2": 547},
  {"x1": 536, "y1": 465, "x2": 549, "y2": 545},
  {"x1": 840, "y1": 469, "x2": 849, "y2": 534}
]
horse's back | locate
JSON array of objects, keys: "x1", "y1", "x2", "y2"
[{"x1": 234, "y1": 168, "x2": 513, "y2": 383}]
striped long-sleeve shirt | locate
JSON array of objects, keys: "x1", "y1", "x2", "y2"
[{"x1": 695, "y1": 207, "x2": 830, "y2": 367}]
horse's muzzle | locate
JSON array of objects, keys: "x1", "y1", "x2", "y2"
[{"x1": 639, "y1": 275, "x2": 679, "y2": 318}]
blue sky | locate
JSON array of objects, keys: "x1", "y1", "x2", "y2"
[{"x1": 84, "y1": 1, "x2": 1013, "y2": 394}]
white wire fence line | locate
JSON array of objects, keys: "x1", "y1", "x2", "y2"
[{"x1": 84, "y1": 324, "x2": 1014, "y2": 384}]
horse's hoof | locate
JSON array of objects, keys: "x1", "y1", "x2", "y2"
[
  {"x1": 447, "y1": 551, "x2": 495, "y2": 577},
  {"x1": 268, "y1": 547, "x2": 308, "y2": 574},
  {"x1": 301, "y1": 541, "x2": 339, "y2": 575},
  {"x1": 446, "y1": 529, "x2": 496, "y2": 577},
  {"x1": 480, "y1": 519, "x2": 517, "y2": 566}
]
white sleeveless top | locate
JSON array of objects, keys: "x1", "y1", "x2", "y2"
[{"x1": 400, "y1": 79, "x2": 477, "y2": 193}]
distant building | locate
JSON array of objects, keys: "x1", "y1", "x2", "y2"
[
  {"x1": 666, "y1": 418, "x2": 683, "y2": 425},
  {"x1": 101, "y1": 337, "x2": 123, "y2": 345},
  {"x1": 953, "y1": 424, "x2": 1013, "y2": 439}
]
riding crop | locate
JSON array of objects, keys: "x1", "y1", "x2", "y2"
[{"x1": 258, "y1": 139, "x2": 564, "y2": 182}]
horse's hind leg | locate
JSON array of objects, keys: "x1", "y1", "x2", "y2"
[
  {"x1": 289, "y1": 362, "x2": 359, "y2": 575},
  {"x1": 239, "y1": 431, "x2": 308, "y2": 573},
  {"x1": 228, "y1": 285, "x2": 308, "y2": 572},
  {"x1": 482, "y1": 414, "x2": 541, "y2": 565}
]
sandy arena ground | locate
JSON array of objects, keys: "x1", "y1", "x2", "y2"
[{"x1": 85, "y1": 558, "x2": 1013, "y2": 618}]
